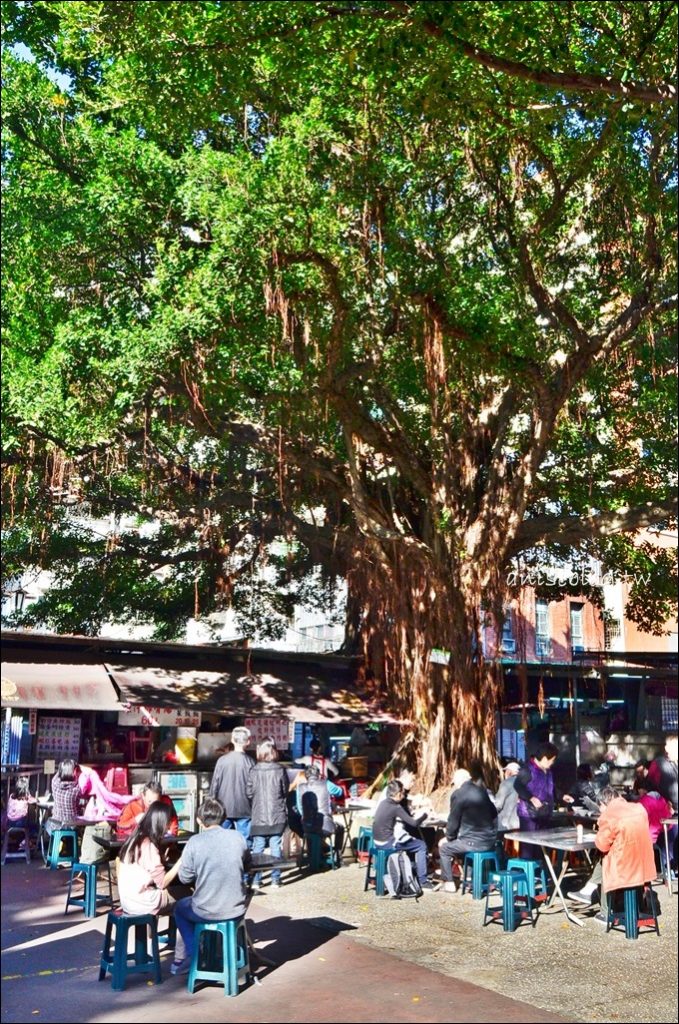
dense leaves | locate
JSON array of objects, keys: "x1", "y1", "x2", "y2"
[{"x1": 2, "y1": 2, "x2": 677, "y2": 781}]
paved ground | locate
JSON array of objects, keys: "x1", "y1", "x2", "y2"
[{"x1": 1, "y1": 855, "x2": 676, "y2": 1024}]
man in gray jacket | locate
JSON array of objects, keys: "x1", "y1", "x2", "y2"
[
  {"x1": 209, "y1": 725, "x2": 255, "y2": 841},
  {"x1": 493, "y1": 762, "x2": 520, "y2": 832}
]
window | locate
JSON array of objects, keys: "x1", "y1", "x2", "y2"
[
  {"x1": 535, "y1": 600, "x2": 550, "y2": 656},
  {"x1": 604, "y1": 617, "x2": 621, "y2": 651},
  {"x1": 501, "y1": 610, "x2": 516, "y2": 653},
  {"x1": 570, "y1": 603, "x2": 585, "y2": 653}
]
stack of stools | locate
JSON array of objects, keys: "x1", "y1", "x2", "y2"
[
  {"x1": 46, "y1": 828, "x2": 78, "y2": 871},
  {"x1": 364, "y1": 846, "x2": 398, "y2": 896},
  {"x1": 303, "y1": 832, "x2": 338, "y2": 872},
  {"x1": 1, "y1": 826, "x2": 31, "y2": 865},
  {"x1": 484, "y1": 869, "x2": 536, "y2": 931},
  {"x1": 461, "y1": 851, "x2": 499, "y2": 900},
  {"x1": 505, "y1": 857, "x2": 549, "y2": 904},
  {"x1": 187, "y1": 919, "x2": 251, "y2": 997},
  {"x1": 65, "y1": 860, "x2": 114, "y2": 918},
  {"x1": 607, "y1": 885, "x2": 660, "y2": 939},
  {"x1": 99, "y1": 910, "x2": 163, "y2": 990}
]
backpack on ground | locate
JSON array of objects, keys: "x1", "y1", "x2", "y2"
[{"x1": 383, "y1": 850, "x2": 422, "y2": 900}]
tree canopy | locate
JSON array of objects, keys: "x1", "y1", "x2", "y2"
[{"x1": 2, "y1": 1, "x2": 677, "y2": 782}]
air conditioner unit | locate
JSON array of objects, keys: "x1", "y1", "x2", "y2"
[
  {"x1": 572, "y1": 643, "x2": 585, "y2": 654},
  {"x1": 502, "y1": 639, "x2": 516, "y2": 653},
  {"x1": 536, "y1": 638, "x2": 551, "y2": 657}
]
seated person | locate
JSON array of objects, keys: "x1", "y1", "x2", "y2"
[
  {"x1": 117, "y1": 802, "x2": 184, "y2": 955},
  {"x1": 569, "y1": 786, "x2": 657, "y2": 921},
  {"x1": 372, "y1": 779, "x2": 435, "y2": 891},
  {"x1": 5, "y1": 776, "x2": 37, "y2": 831},
  {"x1": 117, "y1": 782, "x2": 179, "y2": 837},
  {"x1": 438, "y1": 767, "x2": 498, "y2": 893},
  {"x1": 563, "y1": 763, "x2": 602, "y2": 812},
  {"x1": 172, "y1": 797, "x2": 252, "y2": 975},
  {"x1": 295, "y1": 765, "x2": 345, "y2": 855},
  {"x1": 634, "y1": 779, "x2": 672, "y2": 846}
]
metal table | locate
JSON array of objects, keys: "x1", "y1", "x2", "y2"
[
  {"x1": 660, "y1": 816, "x2": 677, "y2": 892},
  {"x1": 504, "y1": 827, "x2": 597, "y2": 927}
]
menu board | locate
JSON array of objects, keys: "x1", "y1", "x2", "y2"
[
  {"x1": 35, "y1": 716, "x2": 82, "y2": 761},
  {"x1": 244, "y1": 717, "x2": 294, "y2": 748}
]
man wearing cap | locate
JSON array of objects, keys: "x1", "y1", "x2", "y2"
[
  {"x1": 493, "y1": 762, "x2": 520, "y2": 832},
  {"x1": 438, "y1": 766, "x2": 498, "y2": 893}
]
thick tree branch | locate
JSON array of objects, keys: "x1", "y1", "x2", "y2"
[{"x1": 510, "y1": 499, "x2": 679, "y2": 552}]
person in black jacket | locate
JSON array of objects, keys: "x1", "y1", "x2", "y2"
[
  {"x1": 438, "y1": 767, "x2": 498, "y2": 892},
  {"x1": 246, "y1": 739, "x2": 289, "y2": 890}
]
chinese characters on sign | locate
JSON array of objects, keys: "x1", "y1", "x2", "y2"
[
  {"x1": 118, "y1": 706, "x2": 203, "y2": 728},
  {"x1": 244, "y1": 717, "x2": 293, "y2": 747},
  {"x1": 36, "y1": 716, "x2": 82, "y2": 761}
]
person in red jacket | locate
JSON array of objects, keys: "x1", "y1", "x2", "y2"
[{"x1": 116, "y1": 782, "x2": 179, "y2": 837}]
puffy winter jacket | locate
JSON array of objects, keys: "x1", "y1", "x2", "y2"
[{"x1": 246, "y1": 761, "x2": 289, "y2": 836}]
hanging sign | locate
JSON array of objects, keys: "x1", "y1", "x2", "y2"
[{"x1": 118, "y1": 706, "x2": 202, "y2": 728}]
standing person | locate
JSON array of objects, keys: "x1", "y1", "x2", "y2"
[
  {"x1": 209, "y1": 726, "x2": 255, "y2": 842},
  {"x1": 372, "y1": 779, "x2": 436, "y2": 891},
  {"x1": 171, "y1": 797, "x2": 251, "y2": 975},
  {"x1": 246, "y1": 739, "x2": 289, "y2": 891},
  {"x1": 297, "y1": 738, "x2": 340, "y2": 778},
  {"x1": 493, "y1": 762, "x2": 520, "y2": 832},
  {"x1": 439, "y1": 768, "x2": 498, "y2": 892},
  {"x1": 570, "y1": 787, "x2": 656, "y2": 922},
  {"x1": 515, "y1": 742, "x2": 559, "y2": 858},
  {"x1": 116, "y1": 782, "x2": 179, "y2": 837},
  {"x1": 647, "y1": 735, "x2": 678, "y2": 812},
  {"x1": 117, "y1": 802, "x2": 184, "y2": 956},
  {"x1": 46, "y1": 760, "x2": 81, "y2": 836}
]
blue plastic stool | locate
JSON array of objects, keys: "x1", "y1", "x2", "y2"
[
  {"x1": 506, "y1": 857, "x2": 549, "y2": 902},
  {"x1": 46, "y1": 828, "x2": 78, "y2": 870},
  {"x1": 484, "y1": 870, "x2": 535, "y2": 931},
  {"x1": 65, "y1": 861, "x2": 113, "y2": 918},
  {"x1": 304, "y1": 832, "x2": 338, "y2": 872},
  {"x1": 188, "y1": 918, "x2": 251, "y2": 996},
  {"x1": 364, "y1": 846, "x2": 399, "y2": 896},
  {"x1": 158, "y1": 914, "x2": 177, "y2": 950},
  {"x1": 98, "y1": 910, "x2": 162, "y2": 990},
  {"x1": 356, "y1": 826, "x2": 373, "y2": 859},
  {"x1": 607, "y1": 885, "x2": 660, "y2": 939},
  {"x1": 461, "y1": 851, "x2": 499, "y2": 900}
]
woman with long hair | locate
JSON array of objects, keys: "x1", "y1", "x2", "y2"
[
  {"x1": 46, "y1": 759, "x2": 81, "y2": 836},
  {"x1": 117, "y1": 801, "x2": 185, "y2": 958}
]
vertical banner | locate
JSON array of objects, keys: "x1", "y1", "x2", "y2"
[{"x1": 29, "y1": 708, "x2": 38, "y2": 735}]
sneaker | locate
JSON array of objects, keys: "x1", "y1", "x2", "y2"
[
  {"x1": 441, "y1": 881, "x2": 459, "y2": 893},
  {"x1": 249, "y1": 881, "x2": 263, "y2": 892},
  {"x1": 170, "y1": 958, "x2": 191, "y2": 976},
  {"x1": 420, "y1": 880, "x2": 440, "y2": 892},
  {"x1": 593, "y1": 911, "x2": 608, "y2": 925},
  {"x1": 569, "y1": 888, "x2": 596, "y2": 905},
  {"x1": 270, "y1": 881, "x2": 282, "y2": 889}
]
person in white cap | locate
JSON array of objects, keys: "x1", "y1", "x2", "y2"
[
  {"x1": 438, "y1": 765, "x2": 498, "y2": 893},
  {"x1": 493, "y1": 762, "x2": 521, "y2": 833}
]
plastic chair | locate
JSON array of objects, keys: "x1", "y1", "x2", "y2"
[
  {"x1": 364, "y1": 846, "x2": 399, "y2": 896},
  {"x1": 607, "y1": 885, "x2": 660, "y2": 939},
  {"x1": 356, "y1": 826, "x2": 373, "y2": 863},
  {"x1": 98, "y1": 910, "x2": 162, "y2": 990},
  {"x1": 505, "y1": 857, "x2": 549, "y2": 902},
  {"x1": 46, "y1": 827, "x2": 79, "y2": 870},
  {"x1": 461, "y1": 851, "x2": 499, "y2": 900},
  {"x1": 188, "y1": 918, "x2": 251, "y2": 997},
  {"x1": 1, "y1": 826, "x2": 31, "y2": 865},
  {"x1": 65, "y1": 860, "x2": 114, "y2": 918},
  {"x1": 484, "y1": 869, "x2": 536, "y2": 931}
]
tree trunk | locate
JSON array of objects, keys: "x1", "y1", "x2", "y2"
[{"x1": 355, "y1": 539, "x2": 503, "y2": 793}]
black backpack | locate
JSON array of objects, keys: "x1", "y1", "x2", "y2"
[{"x1": 383, "y1": 850, "x2": 423, "y2": 900}]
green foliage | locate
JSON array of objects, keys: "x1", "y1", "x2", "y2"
[{"x1": 2, "y1": 2, "x2": 677, "y2": 641}]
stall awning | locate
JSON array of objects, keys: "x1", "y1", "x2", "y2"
[
  {"x1": 107, "y1": 663, "x2": 400, "y2": 725},
  {"x1": 1, "y1": 662, "x2": 122, "y2": 711}
]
